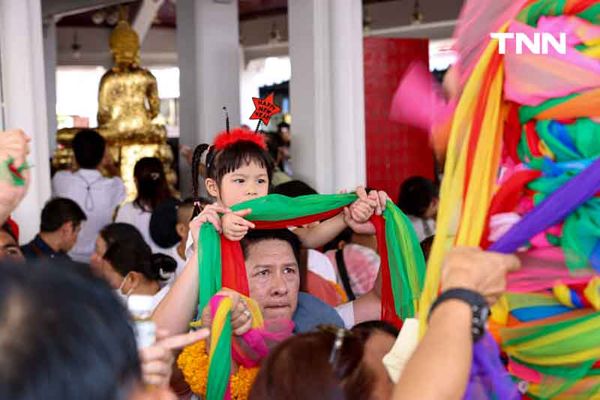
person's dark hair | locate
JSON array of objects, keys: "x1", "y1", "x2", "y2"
[
  {"x1": 191, "y1": 133, "x2": 274, "y2": 218},
  {"x1": 72, "y1": 129, "x2": 106, "y2": 169},
  {"x1": 397, "y1": 176, "x2": 439, "y2": 218},
  {"x1": 133, "y1": 157, "x2": 171, "y2": 212},
  {"x1": 149, "y1": 197, "x2": 181, "y2": 249},
  {"x1": 0, "y1": 260, "x2": 140, "y2": 400},
  {"x1": 352, "y1": 320, "x2": 400, "y2": 340},
  {"x1": 420, "y1": 235, "x2": 435, "y2": 261},
  {"x1": 240, "y1": 229, "x2": 301, "y2": 266},
  {"x1": 40, "y1": 197, "x2": 87, "y2": 233},
  {"x1": 322, "y1": 227, "x2": 353, "y2": 253},
  {"x1": 272, "y1": 180, "x2": 318, "y2": 197},
  {"x1": 249, "y1": 330, "x2": 374, "y2": 400},
  {"x1": 100, "y1": 223, "x2": 176, "y2": 281},
  {"x1": 277, "y1": 121, "x2": 290, "y2": 132}
]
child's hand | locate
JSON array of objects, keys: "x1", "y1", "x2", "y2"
[
  {"x1": 189, "y1": 204, "x2": 230, "y2": 243},
  {"x1": 343, "y1": 207, "x2": 376, "y2": 235},
  {"x1": 367, "y1": 189, "x2": 389, "y2": 216},
  {"x1": 349, "y1": 186, "x2": 378, "y2": 223},
  {"x1": 222, "y1": 209, "x2": 255, "y2": 241}
]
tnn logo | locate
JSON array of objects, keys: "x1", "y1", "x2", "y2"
[{"x1": 490, "y1": 32, "x2": 567, "y2": 55}]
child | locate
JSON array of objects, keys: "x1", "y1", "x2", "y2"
[{"x1": 154, "y1": 127, "x2": 384, "y2": 334}]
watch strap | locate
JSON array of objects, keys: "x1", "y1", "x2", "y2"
[{"x1": 428, "y1": 288, "x2": 489, "y2": 342}]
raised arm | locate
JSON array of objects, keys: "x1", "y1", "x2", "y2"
[
  {"x1": 393, "y1": 247, "x2": 520, "y2": 400},
  {"x1": 153, "y1": 204, "x2": 229, "y2": 334},
  {"x1": 0, "y1": 130, "x2": 30, "y2": 224}
]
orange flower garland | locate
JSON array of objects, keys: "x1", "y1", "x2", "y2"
[{"x1": 177, "y1": 340, "x2": 259, "y2": 400}]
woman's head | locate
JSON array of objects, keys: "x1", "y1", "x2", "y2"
[
  {"x1": 133, "y1": 157, "x2": 171, "y2": 211},
  {"x1": 352, "y1": 321, "x2": 399, "y2": 400},
  {"x1": 92, "y1": 223, "x2": 176, "y2": 293},
  {"x1": 249, "y1": 329, "x2": 375, "y2": 400},
  {"x1": 397, "y1": 176, "x2": 439, "y2": 219},
  {"x1": 191, "y1": 128, "x2": 273, "y2": 213}
]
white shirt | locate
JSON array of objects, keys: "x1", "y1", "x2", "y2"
[
  {"x1": 335, "y1": 301, "x2": 356, "y2": 329},
  {"x1": 307, "y1": 249, "x2": 337, "y2": 283},
  {"x1": 408, "y1": 215, "x2": 435, "y2": 242},
  {"x1": 115, "y1": 201, "x2": 163, "y2": 254},
  {"x1": 52, "y1": 169, "x2": 126, "y2": 263},
  {"x1": 151, "y1": 284, "x2": 171, "y2": 312}
]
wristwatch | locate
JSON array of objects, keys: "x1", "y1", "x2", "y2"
[{"x1": 428, "y1": 288, "x2": 490, "y2": 342}]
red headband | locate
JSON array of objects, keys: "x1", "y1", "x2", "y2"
[{"x1": 213, "y1": 128, "x2": 267, "y2": 151}]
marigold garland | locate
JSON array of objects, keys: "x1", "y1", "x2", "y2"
[{"x1": 177, "y1": 339, "x2": 258, "y2": 400}]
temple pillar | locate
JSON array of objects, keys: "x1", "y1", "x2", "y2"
[
  {"x1": 176, "y1": 0, "x2": 240, "y2": 197},
  {"x1": 288, "y1": 0, "x2": 366, "y2": 194},
  {"x1": 0, "y1": 0, "x2": 52, "y2": 242}
]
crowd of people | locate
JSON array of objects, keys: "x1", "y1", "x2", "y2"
[
  {"x1": 0, "y1": 125, "x2": 521, "y2": 400},
  {"x1": 1, "y1": 0, "x2": 596, "y2": 396}
]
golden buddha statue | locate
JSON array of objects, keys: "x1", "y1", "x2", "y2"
[
  {"x1": 53, "y1": 11, "x2": 176, "y2": 200},
  {"x1": 97, "y1": 16, "x2": 165, "y2": 143}
]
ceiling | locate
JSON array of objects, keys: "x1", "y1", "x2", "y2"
[{"x1": 56, "y1": 0, "x2": 403, "y2": 28}]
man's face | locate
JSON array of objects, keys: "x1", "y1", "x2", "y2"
[
  {"x1": 245, "y1": 239, "x2": 300, "y2": 321},
  {"x1": 0, "y1": 230, "x2": 24, "y2": 262}
]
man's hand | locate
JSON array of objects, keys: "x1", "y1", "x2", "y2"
[
  {"x1": 201, "y1": 289, "x2": 253, "y2": 336},
  {"x1": 139, "y1": 329, "x2": 209, "y2": 387},
  {"x1": 222, "y1": 209, "x2": 255, "y2": 241},
  {"x1": 441, "y1": 247, "x2": 521, "y2": 305}
]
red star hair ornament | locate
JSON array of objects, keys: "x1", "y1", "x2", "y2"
[{"x1": 249, "y1": 92, "x2": 281, "y2": 131}]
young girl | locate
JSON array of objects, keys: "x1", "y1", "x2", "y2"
[{"x1": 153, "y1": 127, "x2": 383, "y2": 335}]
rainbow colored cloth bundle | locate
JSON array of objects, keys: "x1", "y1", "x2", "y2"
[
  {"x1": 184, "y1": 193, "x2": 426, "y2": 399},
  {"x1": 416, "y1": 0, "x2": 600, "y2": 398}
]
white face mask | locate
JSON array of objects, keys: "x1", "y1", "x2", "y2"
[{"x1": 114, "y1": 274, "x2": 134, "y2": 304}]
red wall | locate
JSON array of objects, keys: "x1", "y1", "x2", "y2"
[{"x1": 364, "y1": 37, "x2": 435, "y2": 203}]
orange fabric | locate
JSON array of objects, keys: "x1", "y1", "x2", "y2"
[
  {"x1": 537, "y1": 88, "x2": 600, "y2": 120},
  {"x1": 305, "y1": 271, "x2": 345, "y2": 307}
]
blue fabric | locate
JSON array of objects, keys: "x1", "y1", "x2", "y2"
[
  {"x1": 512, "y1": 305, "x2": 571, "y2": 322},
  {"x1": 292, "y1": 292, "x2": 344, "y2": 333},
  {"x1": 21, "y1": 235, "x2": 71, "y2": 262}
]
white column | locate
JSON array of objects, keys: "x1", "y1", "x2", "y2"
[
  {"x1": 43, "y1": 16, "x2": 58, "y2": 153},
  {"x1": 288, "y1": 0, "x2": 366, "y2": 194},
  {"x1": 0, "y1": 0, "x2": 52, "y2": 242},
  {"x1": 177, "y1": 0, "x2": 240, "y2": 197}
]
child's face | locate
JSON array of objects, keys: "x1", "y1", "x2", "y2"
[{"x1": 211, "y1": 161, "x2": 269, "y2": 207}]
